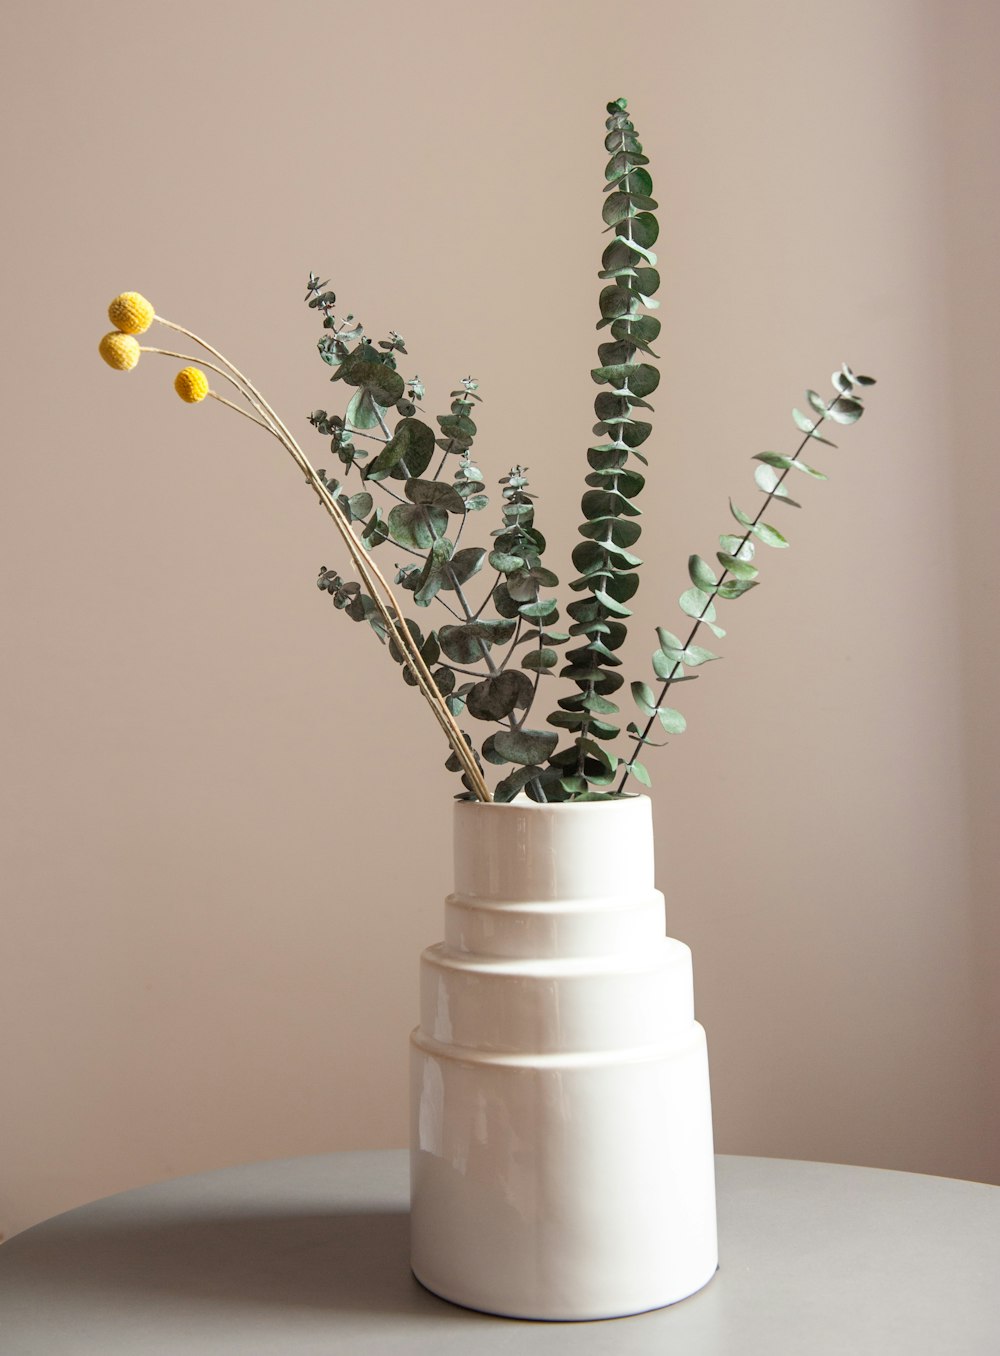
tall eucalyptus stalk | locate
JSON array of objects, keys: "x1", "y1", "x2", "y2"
[{"x1": 545, "y1": 97, "x2": 661, "y2": 798}]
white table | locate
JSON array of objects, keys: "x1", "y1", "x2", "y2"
[{"x1": 1, "y1": 1151, "x2": 997, "y2": 1354}]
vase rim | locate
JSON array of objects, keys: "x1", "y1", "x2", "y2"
[{"x1": 457, "y1": 793, "x2": 649, "y2": 813}]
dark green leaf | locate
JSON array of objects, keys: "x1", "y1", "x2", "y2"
[
  {"x1": 466, "y1": 669, "x2": 534, "y2": 721},
  {"x1": 593, "y1": 588, "x2": 632, "y2": 617},
  {"x1": 627, "y1": 212, "x2": 659, "y2": 248},
  {"x1": 489, "y1": 550, "x2": 525, "y2": 574},
  {"x1": 387, "y1": 503, "x2": 448, "y2": 550},
  {"x1": 590, "y1": 362, "x2": 660, "y2": 397},
  {"x1": 518, "y1": 597, "x2": 558, "y2": 620},
  {"x1": 366, "y1": 417, "x2": 435, "y2": 480},
  {"x1": 334, "y1": 353, "x2": 405, "y2": 406},
  {"x1": 581, "y1": 489, "x2": 641, "y2": 519},
  {"x1": 494, "y1": 766, "x2": 544, "y2": 803},
  {"x1": 522, "y1": 647, "x2": 558, "y2": 671},
  {"x1": 405, "y1": 477, "x2": 466, "y2": 514},
  {"x1": 828, "y1": 396, "x2": 864, "y2": 424},
  {"x1": 492, "y1": 729, "x2": 559, "y2": 766},
  {"x1": 441, "y1": 547, "x2": 486, "y2": 588},
  {"x1": 438, "y1": 619, "x2": 516, "y2": 664}
]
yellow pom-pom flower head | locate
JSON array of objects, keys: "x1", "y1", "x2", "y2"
[
  {"x1": 99, "y1": 331, "x2": 141, "y2": 371},
  {"x1": 174, "y1": 367, "x2": 210, "y2": 403},
  {"x1": 107, "y1": 292, "x2": 155, "y2": 335}
]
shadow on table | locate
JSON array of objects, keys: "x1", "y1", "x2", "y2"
[{"x1": 4, "y1": 1208, "x2": 475, "y2": 1317}]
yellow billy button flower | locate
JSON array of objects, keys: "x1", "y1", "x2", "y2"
[
  {"x1": 174, "y1": 366, "x2": 210, "y2": 403},
  {"x1": 107, "y1": 292, "x2": 155, "y2": 335},
  {"x1": 99, "y1": 331, "x2": 141, "y2": 371}
]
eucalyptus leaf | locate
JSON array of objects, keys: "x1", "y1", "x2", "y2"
[
  {"x1": 489, "y1": 550, "x2": 525, "y2": 574},
  {"x1": 719, "y1": 535, "x2": 755, "y2": 560},
  {"x1": 688, "y1": 555, "x2": 717, "y2": 591},
  {"x1": 345, "y1": 388, "x2": 379, "y2": 430},
  {"x1": 518, "y1": 598, "x2": 559, "y2": 620},
  {"x1": 466, "y1": 669, "x2": 534, "y2": 721},
  {"x1": 366, "y1": 417, "x2": 435, "y2": 480},
  {"x1": 522, "y1": 647, "x2": 558, "y2": 671},
  {"x1": 716, "y1": 578, "x2": 759, "y2": 599},
  {"x1": 335, "y1": 353, "x2": 405, "y2": 406},
  {"x1": 387, "y1": 503, "x2": 448, "y2": 550},
  {"x1": 828, "y1": 396, "x2": 864, "y2": 424},
  {"x1": 657, "y1": 706, "x2": 687, "y2": 734},
  {"x1": 754, "y1": 452, "x2": 827, "y2": 479},
  {"x1": 440, "y1": 547, "x2": 487, "y2": 588},
  {"x1": 438, "y1": 619, "x2": 516, "y2": 665},
  {"x1": 594, "y1": 588, "x2": 632, "y2": 617},
  {"x1": 626, "y1": 759, "x2": 652, "y2": 787},
  {"x1": 406, "y1": 478, "x2": 467, "y2": 514},
  {"x1": 752, "y1": 521, "x2": 789, "y2": 548},
  {"x1": 652, "y1": 649, "x2": 680, "y2": 681},
  {"x1": 495, "y1": 766, "x2": 545, "y2": 803},
  {"x1": 754, "y1": 464, "x2": 802, "y2": 506},
  {"x1": 492, "y1": 728, "x2": 559, "y2": 766},
  {"x1": 631, "y1": 680, "x2": 656, "y2": 716},
  {"x1": 717, "y1": 551, "x2": 760, "y2": 580}
]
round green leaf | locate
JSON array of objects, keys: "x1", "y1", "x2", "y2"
[
  {"x1": 717, "y1": 551, "x2": 759, "y2": 580},
  {"x1": 522, "y1": 648, "x2": 558, "y2": 672},
  {"x1": 688, "y1": 555, "x2": 718, "y2": 591},
  {"x1": 466, "y1": 670, "x2": 534, "y2": 721},
  {"x1": 387, "y1": 503, "x2": 448, "y2": 550},
  {"x1": 492, "y1": 728, "x2": 559, "y2": 766},
  {"x1": 406, "y1": 478, "x2": 466, "y2": 514}
]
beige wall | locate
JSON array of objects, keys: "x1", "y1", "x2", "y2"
[{"x1": 2, "y1": 0, "x2": 996, "y2": 1239}]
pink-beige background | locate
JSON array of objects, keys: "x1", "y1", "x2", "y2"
[{"x1": 1, "y1": 0, "x2": 997, "y2": 1239}]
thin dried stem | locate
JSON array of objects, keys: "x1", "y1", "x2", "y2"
[
  {"x1": 149, "y1": 317, "x2": 490, "y2": 800},
  {"x1": 208, "y1": 391, "x2": 272, "y2": 431}
]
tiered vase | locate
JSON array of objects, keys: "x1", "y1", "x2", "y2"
[{"x1": 410, "y1": 794, "x2": 718, "y2": 1321}]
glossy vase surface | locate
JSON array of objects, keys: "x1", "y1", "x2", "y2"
[{"x1": 409, "y1": 794, "x2": 718, "y2": 1320}]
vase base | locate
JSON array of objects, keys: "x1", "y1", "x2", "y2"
[{"x1": 410, "y1": 1261, "x2": 720, "y2": 1323}]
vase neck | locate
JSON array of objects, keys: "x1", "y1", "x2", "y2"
[{"x1": 453, "y1": 796, "x2": 655, "y2": 903}]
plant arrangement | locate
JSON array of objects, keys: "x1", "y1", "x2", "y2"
[{"x1": 99, "y1": 98, "x2": 874, "y2": 804}]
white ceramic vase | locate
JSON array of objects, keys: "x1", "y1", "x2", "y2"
[{"x1": 409, "y1": 794, "x2": 718, "y2": 1321}]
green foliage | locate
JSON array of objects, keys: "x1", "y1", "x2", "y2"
[
  {"x1": 616, "y1": 364, "x2": 875, "y2": 794},
  {"x1": 541, "y1": 97, "x2": 661, "y2": 797},
  {"x1": 301, "y1": 123, "x2": 877, "y2": 803}
]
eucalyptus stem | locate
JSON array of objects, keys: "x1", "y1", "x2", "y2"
[{"x1": 616, "y1": 409, "x2": 825, "y2": 795}]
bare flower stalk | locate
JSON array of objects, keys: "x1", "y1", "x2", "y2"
[{"x1": 147, "y1": 316, "x2": 492, "y2": 802}]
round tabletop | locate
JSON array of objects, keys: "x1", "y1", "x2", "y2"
[{"x1": 1, "y1": 1151, "x2": 997, "y2": 1354}]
